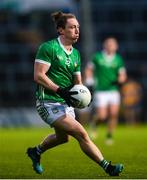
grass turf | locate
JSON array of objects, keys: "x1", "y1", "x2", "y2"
[{"x1": 0, "y1": 124, "x2": 147, "y2": 179}]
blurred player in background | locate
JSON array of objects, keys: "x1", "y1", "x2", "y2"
[
  {"x1": 26, "y1": 12, "x2": 123, "y2": 176},
  {"x1": 121, "y1": 77, "x2": 143, "y2": 125},
  {"x1": 85, "y1": 37, "x2": 127, "y2": 144}
]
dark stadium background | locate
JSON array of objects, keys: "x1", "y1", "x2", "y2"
[{"x1": 0, "y1": 0, "x2": 147, "y2": 126}]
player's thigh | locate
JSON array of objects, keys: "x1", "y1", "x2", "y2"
[
  {"x1": 109, "y1": 104, "x2": 120, "y2": 117},
  {"x1": 54, "y1": 127, "x2": 69, "y2": 142},
  {"x1": 52, "y1": 115, "x2": 88, "y2": 140},
  {"x1": 96, "y1": 106, "x2": 108, "y2": 120},
  {"x1": 109, "y1": 91, "x2": 120, "y2": 117},
  {"x1": 94, "y1": 92, "x2": 109, "y2": 119}
]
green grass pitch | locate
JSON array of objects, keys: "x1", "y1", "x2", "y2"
[{"x1": 0, "y1": 125, "x2": 147, "y2": 179}]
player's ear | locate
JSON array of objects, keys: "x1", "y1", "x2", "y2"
[{"x1": 58, "y1": 27, "x2": 64, "y2": 35}]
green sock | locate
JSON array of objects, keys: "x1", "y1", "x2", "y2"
[
  {"x1": 36, "y1": 145, "x2": 42, "y2": 155},
  {"x1": 99, "y1": 159, "x2": 109, "y2": 170}
]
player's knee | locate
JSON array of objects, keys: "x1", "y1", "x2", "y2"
[
  {"x1": 57, "y1": 135, "x2": 69, "y2": 144},
  {"x1": 99, "y1": 116, "x2": 107, "y2": 122},
  {"x1": 110, "y1": 113, "x2": 118, "y2": 119},
  {"x1": 98, "y1": 113, "x2": 107, "y2": 121},
  {"x1": 76, "y1": 129, "x2": 90, "y2": 143}
]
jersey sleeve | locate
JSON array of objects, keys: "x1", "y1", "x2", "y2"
[{"x1": 35, "y1": 43, "x2": 52, "y2": 66}]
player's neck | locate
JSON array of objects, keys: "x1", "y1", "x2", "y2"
[
  {"x1": 103, "y1": 50, "x2": 115, "y2": 56},
  {"x1": 59, "y1": 36, "x2": 72, "y2": 52}
]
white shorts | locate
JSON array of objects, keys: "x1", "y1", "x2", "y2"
[
  {"x1": 93, "y1": 91, "x2": 120, "y2": 108},
  {"x1": 36, "y1": 100, "x2": 75, "y2": 127}
]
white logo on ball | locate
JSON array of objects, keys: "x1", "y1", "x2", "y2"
[{"x1": 70, "y1": 85, "x2": 91, "y2": 109}]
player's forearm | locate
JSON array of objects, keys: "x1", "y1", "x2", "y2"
[
  {"x1": 74, "y1": 74, "x2": 82, "y2": 84},
  {"x1": 34, "y1": 73, "x2": 59, "y2": 92}
]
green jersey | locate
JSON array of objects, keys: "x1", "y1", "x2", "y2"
[
  {"x1": 35, "y1": 37, "x2": 81, "y2": 102},
  {"x1": 92, "y1": 51, "x2": 125, "y2": 91}
]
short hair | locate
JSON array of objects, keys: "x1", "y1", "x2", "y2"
[{"x1": 51, "y1": 11, "x2": 76, "y2": 29}]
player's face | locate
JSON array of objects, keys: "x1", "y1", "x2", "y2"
[
  {"x1": 63, "y1": 18, "x2": 80, "y2": 43},
  {"x1": 104, "y1": 38, "x2": 118, "y2": 54}
]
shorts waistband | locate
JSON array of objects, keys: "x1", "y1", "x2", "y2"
[{"x1": 36, "y1": 99, "x2": 66, "y2": 105}]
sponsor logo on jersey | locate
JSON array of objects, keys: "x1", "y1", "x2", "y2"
[{"x1": 65, "y1": 58, "x2": 70, "y2": 66}]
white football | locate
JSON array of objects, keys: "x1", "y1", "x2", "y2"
[{"x1": 69, "y1": 84, "x2": 91, "y2": 109}]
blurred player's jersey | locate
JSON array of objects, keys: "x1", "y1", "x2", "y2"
[
  {"x1": 92, "y1": 51, "x2": 125, "y2": 91},
  {"x1": 35, "y1": 37, "x2": 81, "y2": 102}
]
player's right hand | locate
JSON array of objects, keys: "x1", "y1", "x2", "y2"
[{"x1": 57, "y1": 87, "x2": 78, "y2": 106}]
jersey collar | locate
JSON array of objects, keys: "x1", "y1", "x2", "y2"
[
  {"x1": 102, "y1": 50, "x2": 116, "y2": 62},
  {"x1": 57, "y1": 37, "x2": 73, "y2": 55}
]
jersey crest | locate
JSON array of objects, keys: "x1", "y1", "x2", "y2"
[
  {"x1": 65, "y1": 58, "x2": 70, "y2": 66},
  {"x1": 74, "y1": 61, "x2": 78, "y2": 68}
]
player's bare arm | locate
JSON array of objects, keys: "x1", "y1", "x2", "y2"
[
  {"x1": 34, "y1": 62, "x2": 59, "y2": 92},
  {"x1": 74, "y1": 74, "x2": 82, "y2": 84}
]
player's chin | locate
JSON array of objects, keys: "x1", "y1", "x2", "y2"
[{"x1": 72, "y1": 37, "x2": 79, "y2": 43}]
